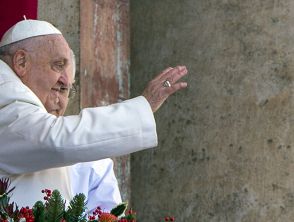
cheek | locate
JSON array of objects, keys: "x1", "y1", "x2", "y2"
[
  {"x1": 28, "y1": 66, "x2": 60, "y2": 96},
  {"x1": 44, "y1": 93, "x2": 57, "y2": 112},
  {"x1": 59, "y1": 98, "x2": 69, "y2": 115}
]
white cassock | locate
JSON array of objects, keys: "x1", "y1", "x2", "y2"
[
  {"x1": 0, "y1": 59, "x2": 157, "y2": 209},
  {"x1": 70, "y1": 159, "x2": 122, "y2": 212}
]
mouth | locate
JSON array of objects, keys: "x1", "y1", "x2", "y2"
[{"x1": 51, "y1": 87, "x2": 60, "y2": 91}]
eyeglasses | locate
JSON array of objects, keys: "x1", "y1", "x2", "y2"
[
  {"x1": 52, "y1": 83, "x2": 77, "y2": 99},
  {"x1": 68, "y1": 83, "x2": 78, "y2": 99}
]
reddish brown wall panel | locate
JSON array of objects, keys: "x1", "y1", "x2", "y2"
[
  {"x1": 80, "y1": 0, "x2": 130, "y2": 202},
  {"x1": 80, "y1": 0, "x2": 129, "y2": 107}
]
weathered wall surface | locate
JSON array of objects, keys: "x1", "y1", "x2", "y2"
[
  {"x1": 131, "y1": 1, "x2": 294, "y2": 221},
  {"x1": 80, "y1": 0, "x2": 131, "y2": 202}
]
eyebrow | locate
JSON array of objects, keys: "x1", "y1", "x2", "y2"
[{"x1": 53, "y1": 57, "x2": 68, "y2": 64}]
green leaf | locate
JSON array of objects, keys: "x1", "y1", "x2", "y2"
[
  {"x1": 0, "y1": 194, "x2": 10, "y2": 220},
  {"x1": 33, "y1": 201, "x2": 45, "y2": 222},
  {"x1": 45, "y1": 190, "x2": 65, "y2": 222},
  {"x1": 110, "y1": 202, "x2": 128, "y2": 217},
  {"x1": 0, "y1": 193, "x2": 9, "y2": 207},
  {"x1": 64, "y1": 193, "x2": 87, "y2": 222},
  {"x1": 122, "y1": 213, "x2": 136, "y2": 220},
  {"x1": 4, "y1": 202, "x2": 19, "y2": 221},
  {"x1": 0, "y1": 209, "x2": 8, "y2": 220},
  {"x1": 120, "y1": 208, "x2": 136, "y2": 221}
]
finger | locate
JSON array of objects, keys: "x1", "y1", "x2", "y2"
[
  {"x1": 164, "y1": 81, "x2": 188, "y2": 96},
  {"x1": 153, "y1": 67, "x2": 173, "y2": 81},
  {"x1": 160, "y1": 65, "x2": 188, "y2": 83}
]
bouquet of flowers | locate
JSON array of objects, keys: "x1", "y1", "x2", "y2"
[
  {"x1": 0, "y1": 178, "x2": 175, "y2": 222},
  {"x1": 0, "y1": 178, "x2": 136, "y2": 222}
]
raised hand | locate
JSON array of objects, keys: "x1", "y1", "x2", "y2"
[{"x1": 142, "y1": 66, "x2": 188, "y2": 112}]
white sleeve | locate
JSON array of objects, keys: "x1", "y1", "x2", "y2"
[
  {"x1": 0, "y1": 96, "x2": 157, "y2": 174},
  {"x1": 69, "y1": 159, "x2": 122, "y2": 213}
]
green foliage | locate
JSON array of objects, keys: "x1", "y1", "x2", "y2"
[
  {"x1": 64, "y1": 193, "x2": 87, "y2": 222},
  {"x1": 0, "y1": 178, "x2": 19, "y2": 221},
  {"x1": 0, "y1": 178, "x2": 141, "y2": 222},
  {"x1": 110, "y1": 202, "x2": 127, "y2": 217},
  {"x1": 4, "y1": 203, "x2": 20, "y2": 222},
  {"x1": 0, "y1": 193, "x2": 9, "y2": 210},
  {"x1": 44, "y1": 190, "x2": 65, "y2": 222},
  {"x1": 121, "y1": 213, "x2": 136, "y2": 221},
  {"x1": 33, "y1": 201, "x2": 45, "y2": 222},
  {"x1": 120, "y1": 209, "x2": 136, "y2": 221},
  {"x1": 0, "y1": 178, "x2": 13, "y2": 211}
]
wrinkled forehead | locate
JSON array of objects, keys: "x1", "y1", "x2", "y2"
[
  {"x1": 34, "y1": 35, "x2": 71, "y2": 58},
  {"x1": 31, "y1": 35, "x2": 76, "y2": 79}
]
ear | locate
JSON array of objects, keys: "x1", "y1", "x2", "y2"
[{"x1": 12, "y1": 50, "x2": 30, "y2": 78}]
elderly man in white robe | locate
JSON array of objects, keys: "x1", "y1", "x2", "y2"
[
  {"x1": 0, "y1": 20, "x2": 188, "y2": 212},
  {"x1": 44, "y1": 51, "x2": 123, "y2": 212}
]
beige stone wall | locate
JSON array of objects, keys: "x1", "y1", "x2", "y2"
[{"x1": 131, "y1": 0, "x2": 294, "y2": 221}]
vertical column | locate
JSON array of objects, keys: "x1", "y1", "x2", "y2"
[
  {"x1": 80, "y1": 0, "x2": 130, "y2": 202},
  {"x1": 131, "y1": 0, "x2": 294, "y2": 221}
]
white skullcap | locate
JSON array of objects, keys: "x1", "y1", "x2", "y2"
[{"x1": 0, "y1": 19, "x2": 62, "y2": 47}]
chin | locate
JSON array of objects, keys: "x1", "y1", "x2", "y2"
[{"x1": 49, "y1": 110, "x2": 59, "y2": 117}]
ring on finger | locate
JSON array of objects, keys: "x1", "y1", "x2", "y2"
[{"x1": 163, "y1": 80, "x2": 172, "y2": 88}]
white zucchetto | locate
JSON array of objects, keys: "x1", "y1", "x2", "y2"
[{"x1": 0, "y1": 19, "x2": 62, "y2": 47}]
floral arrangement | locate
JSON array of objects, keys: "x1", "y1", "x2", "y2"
[
  {"x1": 0, "y1": 178, "x2": 175, "y2": 222},
  {"x1": 0, "y1": 178, "x2": 135, "y2": 222}
]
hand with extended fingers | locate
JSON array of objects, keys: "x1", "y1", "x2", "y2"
[{"x1": 142, "y1": 66, "x2": 188, "y2": 113}]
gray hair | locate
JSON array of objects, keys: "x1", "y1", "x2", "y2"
[
  {"x1": 0, "y1": 44, "x2": 10, "y2": 56},
  {"x1": 0, "y1": 40, "x2": 27, "y2": 64},
  {"x1": 0, "y1": 37, "x2": 41, "y2": 66},
  {"x1": 0, "y1": 37, "x2": 76, "y2": 78}
]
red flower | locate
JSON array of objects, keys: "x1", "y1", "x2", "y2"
[{"x1": 99, "y1": 212, "x2": 118, "y2": 222}]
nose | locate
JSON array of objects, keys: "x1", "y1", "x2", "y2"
[{"x1": 58, "y1": 74, "x2": 69, "y2": 87}]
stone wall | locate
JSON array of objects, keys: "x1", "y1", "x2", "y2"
[{"x1": 131, "y1": 0, "x2": 294, "y2": 221}]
